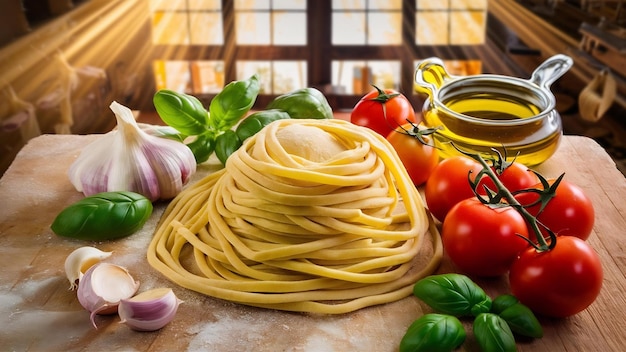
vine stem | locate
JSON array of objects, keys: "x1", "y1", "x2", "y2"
[{"x1": 470, "y1": 153, "x2": 555, "y2": 252}]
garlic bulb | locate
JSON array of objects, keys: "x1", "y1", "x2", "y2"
[
  {"x1": 77, "y1": 262, "x2": 139, "y2": 328},
  {"x1": 64, "y1": 246, "x2": 112, "y2": 290},
  {"x1": 118, "y1": 288, "x2": 182, "y2": 331},
  {"x1": 68, "y1": 101, "x2": 196, "y2": 201}
]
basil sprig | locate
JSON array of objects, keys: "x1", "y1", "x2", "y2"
[
  {"x1": 153, "y1": 76, "x2": 335, "y2": 166},
  {"x1": 403, "y1": 274, "x2": 544, "y2": 351},
  {"x1": 153, "y1": 74, "x2": 260, "y2": 164}
]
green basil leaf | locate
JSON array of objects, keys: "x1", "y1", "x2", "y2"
[
  {"x1": 51, "y1": 191, "x2": 153, "y2": 241},
  {"x1": 215, "y1": 130, "x2": 242, "y2": 166},
  {"x1": 491, "y1": 294, "x2": 520, "y2": 315},
  {"x1": 235, "y1": 109, "x2": 291, "y2": 142},
  {"x1": 413, "y1": 274, "x2": 492, "y2": 317},
  {"x1": 153, "y1": 89, "x2": 209, "y2": 136},
  {"x1": 267, "y1": 87, "x2": 333, "y2": 119},
  {"x1": 499, "y1": 303, "x2": 543, "y2": 338},
  {"x1": 473, "y1": 313, "x2": 517, "y2": 352},
  {"x1": 209, "y1": 74, "x2": 260, "y2": 131},
  {"x1": 399, "y1": 314, "x2": 466, "y2": 352},
  {"x1": 138, "y1": 124, "x2": 185, "y2": 142},
  {"x1": 186, "y1": 133, "x2": 216, "y2": 164}
]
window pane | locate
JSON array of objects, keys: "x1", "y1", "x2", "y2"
[
  {"x1": 190, "y1": 61, "x2": 224, "y2": 94},
  {"x1": 274, "y1": 0, "x2": 306, "y2": 10},
  {"x1": 235, "y1": 0, "x2": 270, "y2": 10},
  {"x1": 152, "y1": 12, "x2": 189, "y2": 44},
  {"x1": 153, "y1": 60, "x2": 191, "y2": 93},
  {"x1": 190, "y1": 12, "x2": 224, "y2": 45},
  {"x1": 369, "y1": 60, "x2": 400, "y2": 89},
  {"x1": 416, "y1": 12, "x2": 449, "y2": 44},
  {"x1": 236, "y1": 12, "x2": 271, "y2": 44},
  {"x1": 451, "y1": 0, "x2": 487, "y2": 9},
  {"x1": 332, "y1": 12, "x2": 366, "y2": 44},
  {"x1": 368, "y1": 0, "x2": 401, "y2": 10},
  {"x1": 332, "y1": 0, "x2": 366, "y2": 10},
  {"x1": 237, "y1": 61, "x2": 272, "y2": 93},
  {"x1": 331, "y1": 60, "x2": 400, "y2": 95},
  {"x1": 188, "y1": 0, "x2": 222, "y2": 10},
  {"x1": 449, "y1": 11, "x2": 485, "y2": 44},
  {"x1": 150, "y1": 0, "x2": 186, "y2": 11},
  {"x1": 273, "y1": 61, "x2": 307, "y2": 93},
  {"x1": 273, "y1": 12, "x2": 307, "y2": 45},
  {"x1": 332, "y1": 60, "x2": 365, "y2": 95},
  {"x1": 416, "y1": 0, "x2": 448, "y2": 10},
  {"x1": 368, "y1": 12, "x2": 402, "y2": 45}
]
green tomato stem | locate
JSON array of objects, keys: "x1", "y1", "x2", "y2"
[{"x1": 368, "y1": 84, "x2": 400, "y2": 103}]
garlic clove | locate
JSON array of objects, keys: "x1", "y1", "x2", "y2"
[
  {"x1": 77, "y1": 262, "x2": 140, "y2": 329},
  {"x1": 64, "y1": 246, "x2": 113, "y2": 290},
  {"x1": 118, "y1": 288, "x2": 183, "y2": 332}
]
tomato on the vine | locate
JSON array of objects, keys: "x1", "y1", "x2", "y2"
[
  {"x1": 424, "y1": 156, "x2": 483, "y2": 222},
  {"x1": 477, "y1": 162, "x2": 538, "y2": 194},
  {"x1": 386, "y1": 124, "x2": 440, "y2": 186},
  {"x1": 442, "y1": 198, "x2": 530, "y2": 277},
  {"x1": 350, "y1": 86, "x2": 416, "y2": 136},
  {"x1": 515, "y1": 179, "x2": 595, "y2": 241},
  {"x1": 509, "y1": 236, "x2": 603, "y2": 318}
]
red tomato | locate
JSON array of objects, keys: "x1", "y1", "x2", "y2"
[
  {"x1": 442, "y1": 198, "x2": 530, "y2": 277},
  {"x1": 351, "y1": 87, "x2": 417, "y2": 136},
  {"x1": 509, "y1": 236, "x2": 603, "y2": 318},
  {"x1": 424, "y1": 156, "x2": 483, "y2": 222},
  {"x1": 515, "y1": 179, "x2": 595, "y2": 241},
  {"x1": 386, "y1": 124, "x2": 440, "y2": 186},
  {"x1": 477, "y1": 162, "x2": 538, "y2": 194}
]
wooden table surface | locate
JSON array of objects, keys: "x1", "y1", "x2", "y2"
[{"x1": 1, "y1": 133, "x2": 625, "y2": 351}]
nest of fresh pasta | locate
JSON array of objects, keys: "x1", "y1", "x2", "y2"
[{"x1": 148, "y1": 118, "x2": 442, "y2": 314}]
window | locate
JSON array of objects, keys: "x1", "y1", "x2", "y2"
[
  {"x1": 331, "y1": 0, "x2": 403, "y2": 45},
  {"x1": 415, "y1": 0, "x2": 487, "y2": 45},
  {"x1": 154, "y1": 60, "x2": 225, "y2": 94},
  {"x1": 236, "y1": 61, "x2": 307, "y2": 94},
  {"x1": 150, "y1": 0, "x2": 223, "y2": 45},
  {"x1": 331, "y1": 60, "x2": 401, "y2": 95},
  {"x1": 234, "y1": 0, "x2": 307, "y2": 45},
  {"x1": 147, "y1": 1, "x2": 489, "y2": 109}
]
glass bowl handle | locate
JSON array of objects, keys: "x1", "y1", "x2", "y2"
[
  {"x1": 414, "y1": 57, "x2": 453, "y2": 99},
  {"x1": 529, "y1": 54, "x2": 573, "y2": 89}
]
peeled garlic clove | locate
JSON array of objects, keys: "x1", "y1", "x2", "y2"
[
  {"x1": 118, "y1": 288, "x2": 182, "y2": 332},
  {"x1": 77, "y1": 262, "x2": 140, "y2": 329},
  {"x1": 64, "y1": 246, "x2": 113, "y2": 290},
  {"x1": 68, "y1": 101, "x2": 196, "y2": 202}
]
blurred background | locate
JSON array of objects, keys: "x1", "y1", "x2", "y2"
[{"x1": 1, "y1": 0, "x2": 625, "y2": 175}]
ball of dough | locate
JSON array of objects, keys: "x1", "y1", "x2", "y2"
[{"x1": 275, "y1": 123, "x2": 347, "y2": 163}]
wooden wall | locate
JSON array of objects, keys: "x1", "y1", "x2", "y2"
[{"x1": 0, "y1": 0, "x2": 156, "y2": 175}]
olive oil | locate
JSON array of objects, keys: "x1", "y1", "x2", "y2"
[
  {"x1": 444, "y1": 93, "x2": 542, "y2": 120},
  {"x1": 415, "y1": 55, "x2": 572, "y2": 166},
  {"x1": 422, "y1": 92, "x2": 562, "y2": 166}
]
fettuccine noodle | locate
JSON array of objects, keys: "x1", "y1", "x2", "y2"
[{"x1": 147, "y1": 118, "x2": 442, "y2": 314}]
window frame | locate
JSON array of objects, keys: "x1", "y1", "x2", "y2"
[{"x1": 150, "y1": 0, "x2": 485, "y2": 110}]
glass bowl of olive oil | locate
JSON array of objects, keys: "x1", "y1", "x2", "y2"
[{"x1": 415, "y1": 54, "x2": 573, "y2": 166}]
